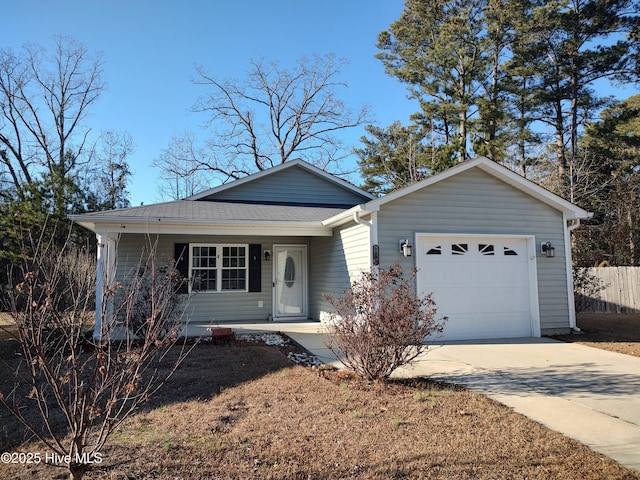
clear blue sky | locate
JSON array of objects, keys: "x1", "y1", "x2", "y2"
[{"x1": 5, "y1": 1, "x2": 416, "y2": 206}]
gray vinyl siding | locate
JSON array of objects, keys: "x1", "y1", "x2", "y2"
[
  {"x1": 200, "y1": 165, "x2": 369, "y2": 207},
  {"x1": 309, "y1": 220, "x2": 371, "y2": 322},
  {"x1": 376, "y1": 169, "x2": 570, "y2": 334},
  {"x1": 115, "y1": 233, "x2": 308, "y2": 323}
]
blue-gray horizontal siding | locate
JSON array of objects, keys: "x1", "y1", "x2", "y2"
[
  {"x1": 115, "y1": 233, "x2": 308, "y2": 323},
  {"x1": 376, "y1": 169, "x2": 570, "y2": 333},
  {"x1": 309, "y1": 221, "x2": 371, "y2": 322},
  {"x1": 202, "y1": 165, "x2": 368, "y2": 206}
]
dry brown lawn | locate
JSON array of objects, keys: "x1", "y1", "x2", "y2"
[
  {"x1": 1, "y1": 317, "x2": 639, "y2": 480},
  {"x1": 553, "y1": 313, "x2": 640, "y2": 357}
]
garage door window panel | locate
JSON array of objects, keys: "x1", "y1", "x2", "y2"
[
  {"x1": 479, "y1": 243, "x2": 494, "y2": 255},
  {"x1": 504, "y1": 246, "x2": 519, "y2": 256},
  {"x1": 452, "y1": 243, "x2": 468, "y2": 255}
]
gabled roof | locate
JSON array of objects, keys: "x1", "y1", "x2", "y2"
[
  {"x1": 70, "y1": 159, "x2": 373, "y2": 236},
  {"x1": 186, "y1": 158, "x2": 375, "y2": 202},
  {"x1": 72, "y1": 156, "x2": 591, "y2": 235},
  {"x1": 323, "y1": 157, "x2": 592, "y2": 226}
]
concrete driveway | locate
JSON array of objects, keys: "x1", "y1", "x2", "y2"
[
  {"x1": 396, "y1": 338, "x2": 640, "y2": 473},
  {"x1": 187, "y1": 323, "x2": 640, "y2": 472}
]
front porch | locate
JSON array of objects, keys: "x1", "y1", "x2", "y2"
[{"x1": 90, "y1": 228, "x2": 358, "y2": 340}]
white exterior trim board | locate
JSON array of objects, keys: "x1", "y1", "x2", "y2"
[
  {"x1": 74, "y1": 221, "x2": 333, "y2": 237},
  {"x1": 321, "y1": 204, "x2": 377, "y2": 227},
  {"x1": 564, "y1": 213, "x2": 579, "y2": 330}
]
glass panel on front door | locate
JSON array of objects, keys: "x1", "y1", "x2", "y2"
[{"x1": 275, "y1": 247, "x2": 306, "y2": 317}]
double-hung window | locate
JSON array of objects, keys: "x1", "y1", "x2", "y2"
[{"x1": 190, "y1": 244, "x2": 247, "y2": 292}]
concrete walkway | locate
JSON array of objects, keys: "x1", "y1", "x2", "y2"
[{"x1": 185, "y1": 322, "x2": 640, "y2": 473}]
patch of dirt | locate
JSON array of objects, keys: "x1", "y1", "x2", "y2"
[
  {"x1": 1, "y1": 336, "x2": 638, "y2": 479},
  {"x1": 552, "y1": 314, "x2": 640, "y2": 357},
  {"x1": 0, "y1": 312, "x2": 16, "y2": 326},
  {"x1": 0, "y1": 318, "x2": 21, "y2": 376}
]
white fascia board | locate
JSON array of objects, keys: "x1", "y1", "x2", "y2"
[
  {"x1": 186, "y1": 158, "x2": 375, "y2": 201},
  {"x1": 76, "y1": 219, "x2": 333, "y2": 237}
]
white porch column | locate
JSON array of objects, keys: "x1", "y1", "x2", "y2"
[
  {"x1": 94, "y1": 234, "x2": 106, "y2": 340},
  {"x1": 94, "y1": 232, "x2": 117, "y2": 340}
]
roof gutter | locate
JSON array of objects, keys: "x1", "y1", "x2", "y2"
[
  {"x1": 69, "y1": 218, "x2": 334, "y2": 237},
  {"x1": 353, "y1": 210, "x2": 372, "y2": 228},
  {"x1": 322, "y1": 204, "x2": 378, "y2": 227}
]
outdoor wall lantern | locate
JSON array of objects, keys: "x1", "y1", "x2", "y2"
[
  {"x1": 264, "y1": 250, "x2": 271, "y2": 262},
  {"x1": 400, "y1": 239, "x2": 413, "y2": 257},
  {"x1": 541, "y1": 242, "x2": 555, "y2": 258}
]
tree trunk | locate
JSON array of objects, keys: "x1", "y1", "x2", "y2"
[
  {"x1": 459, "y1": 108, "x2": 467, "y2": 162},
  {"x1": 69, "y1": 463, "x2": 87, "y2": 480},
  {"x1": 628, "y1": 200, "x2": 635, "y2": 265},
  {"x1": 554, "y1": 96, "x2": 568, "y2": 199}
]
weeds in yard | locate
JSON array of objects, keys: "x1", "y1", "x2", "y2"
[
  {"x1": 413, "y1": 389, "x2": 437, "y2": 408},
  {"x1": 340, "y1": 381, "x2": 352, "y2": 402},
  {"x1": 162, "y1": 437, "x2": 173, "y2": 452}
]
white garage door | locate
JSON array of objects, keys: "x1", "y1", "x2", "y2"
[{"x1": 416, "y1": 234, "x2": 537, "y2": 341}]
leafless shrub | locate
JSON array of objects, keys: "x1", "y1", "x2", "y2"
[
  {"x1": 0, "y1": 231, "x2": 193, "y2": 480},
  {"x1": 323, "y1": 264, "x2": 447, "y2": 381},
  {"x1": 573, "y1": 267, "x2": 605, "y2": 313},
  {"x1": 123, "y1": 257, "x2": 185, "y2": 342}
]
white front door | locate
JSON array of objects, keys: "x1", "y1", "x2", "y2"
[{"x1": 274, "y1": 245, "x2": 308, "y2": 319}]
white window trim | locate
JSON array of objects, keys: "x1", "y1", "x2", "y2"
[{"x1": 188, "y1": 243, "x2": 249, "y2": 293}]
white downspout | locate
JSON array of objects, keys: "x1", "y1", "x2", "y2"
[
  {"x1": 353, "y1": 210, "x2": 372, "y2": 228},
  {"x1": 353, "y1": 210, "x2": 377, "y2": 268},
  {"x1": 565, "y1": 216, "x2": 583, "y2": 331}
]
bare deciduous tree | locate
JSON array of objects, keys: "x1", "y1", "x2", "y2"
[
  {"x1": 83, "y1": 130, "x2": 134, "y2": 210},
  {"x1": 0, "y1": 227, "x2": 192, "y2": 480},
  {"x1": 0, "y1": 36, "x2": 104, "y2": 200},
  {"x1": 190, "y1": 53, "x2": 370, "y2": 181},
  {"x1": 152, "y1": 131, "x2": 214, "y2": 200}
]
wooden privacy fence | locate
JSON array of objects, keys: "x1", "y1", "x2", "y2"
[{"x1": 575, "y1": 266, "x2": 640, "y2": 314}]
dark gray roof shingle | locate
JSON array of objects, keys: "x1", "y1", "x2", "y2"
[{"x1": 75, "y1": 200, "x2": 345, "y2": 223}]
